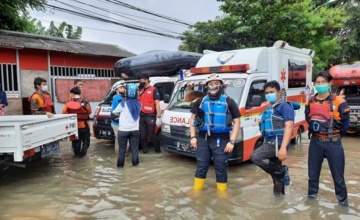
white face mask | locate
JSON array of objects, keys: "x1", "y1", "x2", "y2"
[{"x1": 41, "y1": 85, "x2": 48, "y2": 91}]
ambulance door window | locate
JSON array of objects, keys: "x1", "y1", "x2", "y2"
[
  {"x1": 246, "y1": 80, "x2": 266, "y2": 109},
  {"x1": 154, "y1": 82, "x2": 175, "y2": 101},
  {"x1": 288, "y1": 59, "x2": 306, "y2": 88}
]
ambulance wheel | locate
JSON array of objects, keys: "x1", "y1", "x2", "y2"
[
  {"x1": 254, "y1": 139, "x2": 263, "y2": 150},
  {"x1": 291, "y1": 128, "x2": 302, "y2": 145}
]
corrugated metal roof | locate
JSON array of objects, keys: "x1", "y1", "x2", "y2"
[{"x1": 0, "y1": 30, "x2": 136, "y2": 57}]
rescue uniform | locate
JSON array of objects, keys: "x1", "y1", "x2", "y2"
[
  {"x1": 62, "y1": 98, "x2": 92, "y2": 157},
  {"x1": 138, "y1": 86, "x2": 161, "y2": 153},
  {"x1": 250, "y1": 101, "x2": 295, "y2": 195},
  {"x1": 29, "y1": 91, "x2": 55, "y2": 115},
  {"x1": 305, "y1": 94, "x2": 350, "y2": 204},
  {"x1": 191, "y1": 94, "x2": 240, "y2": 184}
]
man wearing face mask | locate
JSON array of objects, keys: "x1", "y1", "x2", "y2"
[
  {"x1": 305, "y1": 71, "x2": 350, "y2": 206},
  {"x1": 138, "y1": 74, "x2": 162, "y2": 153},
  {"x1": 28, "y1": 77, "x2": 55, "y2": 118},
  {"x1": 69, "y1": 79, "x2": 83, "y2": 100},
  {"x1": 111, "y1": 80, "x2": 126, "y2": 154},
  {"x1": 250, "y1": 80, "x2": 294, "y2": 196},
  {"x1": 189, "y1": 74, "x2": 240, "y2": 195}
]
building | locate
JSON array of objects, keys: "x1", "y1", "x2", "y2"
[{"x1": 0, "y1": 30, "x2": 135, "y2": 115}]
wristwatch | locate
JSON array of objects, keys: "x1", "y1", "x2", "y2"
[{"x1": 229, "y1": 139, "x2": 235, "y2": 145}]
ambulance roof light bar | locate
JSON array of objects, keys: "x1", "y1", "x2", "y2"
[{"x1": 190, "y1": 64, "x2": 249, "y2": 75}]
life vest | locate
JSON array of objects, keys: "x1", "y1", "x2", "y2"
[
  {"x1": 65, "y1": 98, "x2": 89, "y2": 120},
  {"x1": 307, "y1": 93, "x2": 340, "y2": 135},
  {"x1": 260, "y1": 101, "x2": 299, "y2": 138},
  {"x1": 28, "y1": 91, "x2": 54, "y2": 113},
  {"x1": 139, "y1": 86, "x2": 156, "y2": 114},
  {"x1": 198, "y1": 95, "x2": 232, "y2": 134}
]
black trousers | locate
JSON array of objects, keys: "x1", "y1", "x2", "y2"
[
  {"x1": 308, "y1": 135, "x2": 347, "y2": 202},
  {"x1": 117, "y1": 130, "x2": 139, "y2": 167},
  {"x1": 72, "y1": 127, "x2": 90, "y2": 157},
  {"x1": 139, "y1": 115, "x2": 159, "y2": 151}
]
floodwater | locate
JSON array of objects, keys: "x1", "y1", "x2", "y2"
[{"x1": 0, "y1": 134, "x2": 360, "y2": 220}]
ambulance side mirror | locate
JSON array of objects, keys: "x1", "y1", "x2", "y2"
[
  {"x1": 164, "y1": 94, "x2": 170, "y2": 103},
  {"x1": 251, "y1": 95, "x2": 262, "y2": 107}
]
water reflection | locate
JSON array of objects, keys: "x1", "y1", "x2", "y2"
[{"x1": 0, "y1": 135, "x2": 359, "y2": 219}]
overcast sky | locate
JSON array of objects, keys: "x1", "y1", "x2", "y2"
[{"x1": 29, "y1": 0, "x2": 223, "y2": 55}]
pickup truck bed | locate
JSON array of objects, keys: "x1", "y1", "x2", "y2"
[{"x1": 0, "y1": 114, "x2": 78, "y2": 162}]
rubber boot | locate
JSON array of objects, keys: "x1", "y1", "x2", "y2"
[
  {"x1": 193, "y1": 177, "x2": 205, "y2": 190},
  {"x1": 216, "y1": 182, "x2": 228, "y2": 199},
  {"x1": 271, "y1": 175, "x2": 285, "y2": 196}
]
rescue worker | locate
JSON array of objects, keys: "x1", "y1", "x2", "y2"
[
  {"x1": 250, "y1": 80, "x2": 294, "y2": 196},
  {"x1": 62, "y1": 87, "x2": 92, "y2": 157},
  {"x1": 69, "y1": 79, "x2": 83, "y2": 99},
  {"x1": 113, "y1": 83, "x2": 141, "y2": 167},
  {"x1": 138, "y1": 74, "x2": 161, "y2": 153},
  {"x1": 29, "y1": 77, "x2": 55, "y2": 118},
  {"x1": 305, "y1": 71, "x2": 350, "y2": 206},
  {"x1": 111, "y1": 80, "x2": 126, "y2": 154},
  {"x1": 0, "y1": 82, "x2": 8, "y2": 116},
  {"x1": 189, "y1": 74, "x2": 240, "y2": 194}
]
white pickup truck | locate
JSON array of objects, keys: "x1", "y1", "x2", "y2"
[{"x1": 0, "y1": 114, "x2": 78, "y2": 167}]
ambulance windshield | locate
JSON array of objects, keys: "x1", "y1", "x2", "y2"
[{"x1": 168, "y1": 78, "x2": 245, "y2": 109}]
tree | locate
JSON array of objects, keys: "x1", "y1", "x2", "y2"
[
  {"x1": 0, "y1": 0, "x2": 46, "y2": 31},
  {"x1": 180, "y1": 0, "x2": 348, "y2": 73},
  {"x1": 46, "y1": 21, "x2": 82, "y2": 40}
]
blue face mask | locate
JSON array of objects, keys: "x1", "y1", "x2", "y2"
[
  {"x1": 265, "y1": 93, "x2": 278, "y2": 103},
  {"x1": 315, "y1": 84, "x2": 329, "y2": 94}
]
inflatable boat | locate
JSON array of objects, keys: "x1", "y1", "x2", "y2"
[
  {"x1": 114, "y1": 50, "x2": 203, "y2": 79},
  {"x1": 329, "y1": 61, "x2": 360, "y2": 86}
]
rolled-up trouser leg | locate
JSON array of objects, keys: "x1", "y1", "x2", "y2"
[
  {"x1": 324, "y1": 140, "x2": 347, "y2": 203},
  {"x1": 211, "y1": 137, "x2": 228, "y2": 183},
  {"x1": 195, "y1": 137, "x2": 211, "y2": 179},
  {"x1": 308, "y1": 137, "x2": 325, "y2": 197}
]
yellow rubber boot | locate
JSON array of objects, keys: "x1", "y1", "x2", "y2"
[
  {"x1": 193, "y1": 177, "x2": 206, "y2": 190},
  {"x1": 216, "y1": 182, "x2": 228, "y2": 199}
]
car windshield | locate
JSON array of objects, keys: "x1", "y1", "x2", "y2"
[{"x1": 168, "y1": 78, "x2": 245, "y2": 109}]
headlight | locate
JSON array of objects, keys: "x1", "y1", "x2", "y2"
[{"x1": 162, "y1": 125, "x2": 171, "y2": 133}]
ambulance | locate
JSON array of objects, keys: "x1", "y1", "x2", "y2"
[{"x1": 160, "y1": 40, "x2": 314, "y2": 164}]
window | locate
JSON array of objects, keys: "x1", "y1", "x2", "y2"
[
  {"x1": 0, "y1": 63, "x2": 18, "y2": 92},
  {"x1": 154, "y1": 82, "x2": 175, "y2": 101},
  {"x1": 50, "y1": 66, "x2": 116, "y2": 78},
  {"x1": 288, "y1": 59, "x2": 306, "y2": 88},
  {"x1": 246, "y1": 80, "x2": 266, "y2": 109}
]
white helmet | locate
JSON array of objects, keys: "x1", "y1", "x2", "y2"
[
  {"x1": 113, "y1": 80, "x2": 126, "y2": 91},
  {"x1": 205, "y1": 73, "x2": 223, "y2": 85}
]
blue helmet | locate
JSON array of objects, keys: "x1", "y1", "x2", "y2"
[{"x1": 127, "y1": 83, "x2": 138, "y2": 99}]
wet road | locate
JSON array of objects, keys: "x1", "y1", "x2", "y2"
[{"x1": 0, "y1": 135, "x2": 359, "y2": 220}]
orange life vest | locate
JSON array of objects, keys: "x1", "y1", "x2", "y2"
[
  {"x1": 65, "y1": 98, "x2": 89, "y2": 120},
  {"x1": 28, "y1": 91, "x2": 54, "y2": 113},
  {"x1": 139, "y1": 86, "x2": 156, "y2": 114}
]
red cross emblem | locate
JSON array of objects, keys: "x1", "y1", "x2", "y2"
[{"x1": 280, "y1": 69, "x2": 286, "y2": 82}]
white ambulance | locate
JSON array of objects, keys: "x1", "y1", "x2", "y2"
[{"x1": 160, "y1": 41, "x2": 314, "y2": 164}]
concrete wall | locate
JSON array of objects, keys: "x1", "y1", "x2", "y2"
[
  {"x1": 4, "y1": 99, "x2": 23, "y2": 115},
  {"x1": 21, "y1": 70, "x2": 50, "y2": 97}
]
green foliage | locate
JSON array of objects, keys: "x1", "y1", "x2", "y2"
[
  {"x1": 0, "y1": 0, "x2": 46, "y2": 31},
  {"x1": 180, "y1": 0, "x2": 349, "y2": 73}
]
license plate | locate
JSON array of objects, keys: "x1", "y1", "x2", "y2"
[
  {"x1": 41, "y1": 141, "x2": 60, "y2": 157},
  {"x1": 176, "y1": 142, "x2": 195, "y2": 152}
]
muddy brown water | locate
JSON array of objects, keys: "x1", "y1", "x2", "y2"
[{"x1": 0, "y1": 135, "x2": 359, "y2": 220}]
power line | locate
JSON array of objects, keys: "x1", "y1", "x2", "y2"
[
  {"x1": 44, "y1": 3, "x2": 181, "y2": 39},
  {"x1": 101, "y1": 0, "x2": 193, "y2": 26},
  {"x1": 60, "y1": 0, "x2": 181, "y2": 34}
]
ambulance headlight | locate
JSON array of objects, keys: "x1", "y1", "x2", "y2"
[{"x1": 162, "y1": 125, "x2": 171, "y2": 133}]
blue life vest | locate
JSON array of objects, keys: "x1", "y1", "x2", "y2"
[
  {"x1": 260, "y1": 101, "x2": 299, "y2": 138},
  {"x1": 198, "y1": 95, "x2": 232, "y2": 133}
]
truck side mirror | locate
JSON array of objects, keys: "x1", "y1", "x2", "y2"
[
  {"x1": 251, "y1": 95, "x2": 262, "y2": 107},
  {"x1": 164, "y1": 94, "x2": 170, "y2": 103}
]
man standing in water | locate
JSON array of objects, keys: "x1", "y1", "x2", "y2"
[{"x1": 250, "y1": 80, "x2": 294, "y2": 196}]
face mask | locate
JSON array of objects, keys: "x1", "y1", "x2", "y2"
[
  {"x1": 315, "y1": 84, "x2": 329, "y2": 94},
  {"x1": 265, "y1": 93, "x2": 278, "y2": 103},
  {"x1": 139, "y1": 82, "x2": 146, "y2": 89},
  {"x1": 41, "y1": 85, "x2": 48, "y2": 92}
]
